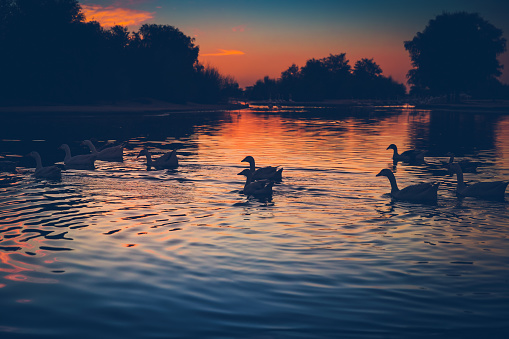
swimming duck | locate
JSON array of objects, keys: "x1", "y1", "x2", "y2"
[
  {"x1": 241, "y1": 156, "x2": 283, "y2": 181},
  {"x1": 59, "y1": 144, "x2": 96, "y2": 170},
  {"x1": 82, "y1": 140, "x2": 123, "y2": 162},
  {"x1": 386, "y1": 144, "x2": 426, "y2": 163},
  {"x1": 28, "y1": 151, "x2": 61, "y2": 180},
  {"x1": 237, "y1": 168, "x2": 274, "y2": 196},
  {"x1": 449, "y1": 163, "x2": 508, "y2": 200},
  {"x1": 444, "y1": 153, "x2": 479, "y2": 173},
  {"x1": 137, "y1": 148, "x2": 178, "y2": 170},
  {"x1": 376, "y1": 168, "x2": 439, "y2": 202}
]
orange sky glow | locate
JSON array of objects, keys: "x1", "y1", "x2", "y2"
[
  {"x1": 79, "y1": 1, "x2": 509, "y2": 88},
  {"x1": 82, "y1": 4, "x2": 154, "y2": 28}
]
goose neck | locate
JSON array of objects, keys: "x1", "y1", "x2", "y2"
[
  {"x1": 33, "y1": 153, "x2": 43, "y2": 170},
  {"x1": 386, "y1": 171, "x2": 399, "y2": 194},
  {"x1": 85, "y1": 141, "x2": 98, "y2": 154}
]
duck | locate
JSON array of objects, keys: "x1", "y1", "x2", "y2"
[
  {"x1": 376, "y1": 168, "x2": 439, "y2": 202},
  {"x1": 59, "y1": 144, "x2": 96, "y2": 170},
  {"x1": 137, "y1": 148, "x2": 178, "y2": 170},
  {"x1": 28, "y1": 151, "x2": 61, "y2": 180},
  {"x1": 0, "y1": 160, "x2": 17, "y2": 173},
  {"x1": 444, "y1": 153, "x2": 479, "y2": 173},
  {"x1": 82, "y1": 139, "x2": 123, "y2": 162},
  {"x1": 449, "y1": 163, "x2": 508, "y2": 200},
  {"x1": 237, "y1": 168, "x2": 274, "y2": 196},
  {"x1": 386, "y1": 144, "x2": 426, "y2": 163},
  {"x1": 241, "y1": 156, "x2": 283, "y2": 181}
]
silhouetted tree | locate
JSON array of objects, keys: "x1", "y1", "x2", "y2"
[{"x1": 404, "y1": 12, "x2": 507, "y2": 98}]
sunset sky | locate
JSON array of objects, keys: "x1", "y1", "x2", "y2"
[{"x1": 80, "y1": 0, "x2": 509, "y2": 88}]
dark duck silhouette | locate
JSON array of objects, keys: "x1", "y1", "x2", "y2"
[
  {"x1": 82, "y1": 140, "x2": 124, "y2": 162},
  {"x1": 241, "y1": 156, "x2": 283, "y2": 181},
  {"x1": 137, "y1": 148, "x2": 178, "y2": 170},
  {"x1": 386, "y1": 144, "x2": 426, "y2": 163},
  {"x1": 449, "y1": 163, "x2": 508, "y2": 200},
  {"x1": 376, "y1": 168, "x2": 439, "y2": 203},
  {"x1": 28, "y1": 151, "x2": 61, "y2": 180},
  {"x1": 237, "y1": 168, "x2": 274, "y2": 196},
  {"x1": 59, "y1": 144, "x2": 96, "y2": 170}
]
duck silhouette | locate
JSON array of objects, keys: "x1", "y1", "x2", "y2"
[
  {"x1": 386, "y1": 144, "x2": 426, "y2": 163},
  {"x1": 137, "y1": 148, "x2": 178, "y2": 170},
  {"x1": 59, "y1": 144, "x2": 96, "y2": 170},
  {"x1": 241, "y1": 156, "x2": 283, "y2": 181},
  {"x1": 376, "y1": 168, "x2": 439, "y2": 202},
  {"x1": 82, "y1": 140, "x2": 123, "y2": 162},
  {"x1": 237, "y1": 168, "x2": 274, "y2": 196},
  {"x1": 28, "y1": 151, "x2": 61, "y2": 180},
  {"x1": 449, "y1": 163, "x2": 508, "y2": 200}
]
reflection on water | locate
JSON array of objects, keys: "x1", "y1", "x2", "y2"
[{"x1": 1, "y1": 107, "x2": 509, "y2": 338}]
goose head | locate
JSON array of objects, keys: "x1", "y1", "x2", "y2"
[
  {"x1": 137, "y1": 149, "x2": 149, "y2": 158},
  {"x1": 386, "y1": 144, "x2": 397, "y2": 151},
  {"x1": 237, "y1": 169, "x2": 252, "y2": 177},
  {"x1": 376, "y1": 168, "x2": 392, "y2": 177},
  {"x1": 241, "y1": 156, "x2": 255, "y2": 165}
]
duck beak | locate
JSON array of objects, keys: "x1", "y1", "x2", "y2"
[
  {"x1": 376, "y1": 171, "x2": 383, "y2": 177},
  {"x1": 386, "y1": 146, "x2": 391, "y2": 150}
]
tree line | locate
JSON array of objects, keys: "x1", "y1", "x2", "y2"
[
  {"x1": 245, "y1": 54, "x2": 406, "y2": 101},
  {"x1": 0, "y1": 1, "x2": 507, "y2": 105},
  {"x1": 0, "y1": 0, "x2": 240, "y2": 105}
]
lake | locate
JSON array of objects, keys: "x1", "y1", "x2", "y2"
[{"x1": 1, "y1": 105, "x2": 508, "y2": 338}]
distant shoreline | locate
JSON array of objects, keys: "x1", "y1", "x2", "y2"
[
  {"x1": 0, "y1": 99, "x2": 247, "y2": 115},
  {"x1": 1, "y1": 99, "x2": 509, "y2": 115}
]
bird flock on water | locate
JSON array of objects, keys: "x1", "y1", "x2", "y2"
[{"x1": 0, "y1": 140, "x2": 508, "y2": 203}]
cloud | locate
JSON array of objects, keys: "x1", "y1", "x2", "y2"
[
  {"x1": 201, "y1": 49, "x2": 246, "y2": 57},
  {"x1": 81, "y1": 4, "x2": 154, "y2": 28}
]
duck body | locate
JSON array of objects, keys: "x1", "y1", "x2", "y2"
[
  {"x1": 137, "y1": 149, "x2": 178, "y2": 170},
  {"x1": 376, "y1": 168, "x2": 439, "y2": 203},
  {"x1": 28, "y1": 151, "x2": 61, "y2": 180},
  {"x1": 387, "y1": 144, "x2": 426, "y2": 163},
  {"x1": 449, "y1": 163, "x2": 508, "y2": 200},
  {"x1": 241, "y1": 156, "x2": 283, "y2": 181},
  {"x1": 82, "y1": 140, "x2": 123, "y2": 162},
  {"x1": 59, "y1": 144, "x2": 96, "y2": 170},
  {"x1": 237, "y1": 168, "x2": 274, "y2": 196}
]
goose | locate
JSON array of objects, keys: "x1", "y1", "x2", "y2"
[
  {"x1": 137, "y1": 148, "x2": 178, "y2": 170},
  {"x1": 59, "y1": 144, "x2": 96, "y2": 170},
  {"x1": 376, "y1": 168, "x2": 439, "y2": 202},
  {"x1": 237, "y1": 168, "x2": 274, "y2": 196},
  {"x1": 0, "y1": 160, "x2": 16, "y2": 173},
  {"x1": 444, "y1": 153, "x2": 479, "y2": 173},
  {"x1": 449, "y1": 163, "x2": 508, "y2": 200},
  {"x1": 82, "y1": 139, "x2": 123, "y2": 162},
  {"x1": 241, "y1": 156, "x2": 283, "y2": 181},
  {"x1": 28, "y1": 151, "x2": 61, "y2": 180},
  {"x1": 386, "y1": 144, "x2": 426, "y2": 163}
]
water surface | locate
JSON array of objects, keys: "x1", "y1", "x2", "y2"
[{"x1": 1, "y1": 106, "x2": 508, "y2": 338}]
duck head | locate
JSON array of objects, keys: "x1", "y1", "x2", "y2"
[
  {"x1": 386, "y1": 144, "x2": 397, "y2": 151},
  {"x1": 241, "y1": 156, "x2": 255, "y2": 164},
  {"x1": 237, "y1": 169, "x2": 252, "y2": 177},
  {"x1": 137, "y1": 149, "x2": 149, "y2": 158},
  {"x1": 376, "y1": 168, "x2": 392, "y2": 177}
]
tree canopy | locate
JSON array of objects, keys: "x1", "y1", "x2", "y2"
[
  {"x1": 404, "y1": 12, "x2": 507, "y2": 96},
  {"x1": 246, "y1": 54, "x2": 406, "y2": 101},
  {"x1": 0, "y1": 0, "x2": 239, "y2": 105}
]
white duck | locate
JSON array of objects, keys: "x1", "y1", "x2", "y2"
[
  {"x1": 237, "y1": 168, "x2": 274, "y2": 196},
  {"x1": 241, "y1": 156, "x2": 283, "y2": 181},
  {"x1": 386, "y1": 144, "x2": 426, "y2": 163},
  {"x1": 59, "y1": 144, "x2": 96, "y2": 170},
  {"x1": 449, "y1": 163, "x2": 508, "y2": 200},
  {"x1": 376, "y1": 168, "x2": 439, "y2": 202},
  {"x1": 82, "y1": 140, "x2": 123, "y2": 162},
  {"x1": 137, "y1": 148, "x2": 178, "y2": 170},
  {"x1": 28, "y1": 151, "x2": 61, "y2": 180}
]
